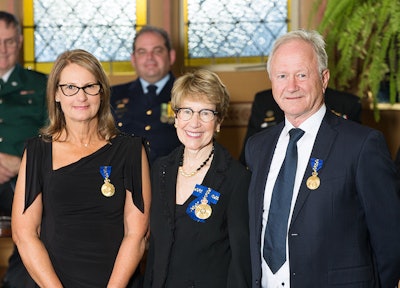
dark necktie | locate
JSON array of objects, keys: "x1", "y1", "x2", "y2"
[
  {"x1": 146, "y1": 84, "x2": 157, "y2": 97},
  {"x1": 144, "y1": 84, "x2": 157, "y2": 107},
  {"x1": 0, "y1": 78, "x2": 4, "y2": 90},
  {"x1": 263, "y1": 128, "x2": 304, "y2": 274}
]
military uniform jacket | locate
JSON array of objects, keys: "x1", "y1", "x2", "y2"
[
  {"x1": 0, "y1": 64, "x2": 47, "y2": 157},
  {"x1": 110, "y1": 72, "x2": 180, "y2": 164}
]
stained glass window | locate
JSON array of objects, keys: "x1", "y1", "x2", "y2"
[
  {"x1": 184, "y1": 0, "x2": 288, "y2": 66},
  {"x1": 23, "y1": 0, "x2": 145, "y2": 73}
]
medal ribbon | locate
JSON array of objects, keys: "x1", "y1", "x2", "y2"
[
  {"x1": 309, "y1": 158, "x2": 323, "y2": 173},
  {"x1": 100, "y1": 166, "x2": 112, "y2": 180},
  {"x1": 186, "y1": 184, "x2": 220, "y2": 223}
]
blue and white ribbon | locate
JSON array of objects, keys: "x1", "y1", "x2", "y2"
[{"x1": 186, "y1": 184, "x2": 220, "y2": 223}]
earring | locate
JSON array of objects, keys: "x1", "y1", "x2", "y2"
[
  {"x1": 216, "y1": 127, "x2": 220, "y2": 133},
  {"x1": 174, "y1": 123, "x2": 177, "y2": 128},
  {"x1": 55, "y1": 98, "x2": 60, "y2": 102}
]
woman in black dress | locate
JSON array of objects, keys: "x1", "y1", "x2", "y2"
[
  {"x1": 144, "y1": 69, "x2": 251, "y2": 288},
  {"x1": 11, "y1": 49, "x2": 151, "y2": 287}
]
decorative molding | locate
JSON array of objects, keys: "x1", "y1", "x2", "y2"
[{"x1": 223, "y1": 102, "x2": 252, "y2": 127}]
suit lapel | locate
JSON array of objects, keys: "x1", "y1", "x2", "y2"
[
  {"x1": 166, "y1": 162, "x2": 178, "y2": 222},
  {"x1": 159, "y1": 148, "x2": 182, "y2": 231},
  {"x1": 290, "y1": 112, "x2": 339, "y2": 224},
  {"x1": 202, "y1": 142, "x2": 229, "y2": 193},
  {"x1": 250, "y1": 124, "x2": 283, "y2": 234}
]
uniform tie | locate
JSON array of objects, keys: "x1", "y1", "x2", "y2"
[
  {"x1": 145, "y1": 85, "x2": 157, "y2": 107},
  {"x1": 146, "y1": 84, "x2": 157, "y2": 97},
  {"x1": 263, "y1": 128, "x2": 304, "y2": 274}
]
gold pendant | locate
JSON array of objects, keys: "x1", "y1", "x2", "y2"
[
  {"x1": 306, "y1": 174, "x2": 320, "y2": 190},
  {"x1": 101, "y1": 179, "x2": 115, "y2": 197},
  {"x1": 195, "y1": 201, "x2": 212, "y2": 220}
]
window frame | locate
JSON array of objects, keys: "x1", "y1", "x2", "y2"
[
  {"x1": 22, "y1": 0, "x2": 147, "y2": 75},
  {"x1": 183, "y1": 0, "x2": 293, "y2": 67}
]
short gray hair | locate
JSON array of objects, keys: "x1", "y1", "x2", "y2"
[{"x1": 266, "y1": 29, "x2": 328, "y2": 75}]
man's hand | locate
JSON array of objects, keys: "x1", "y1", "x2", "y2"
[{"x1": 0, "y1": 153, "x2": 22, "y2": 184}]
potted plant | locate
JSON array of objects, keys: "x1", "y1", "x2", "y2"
[{"x1": 312, "y1": 0, "x2": 400, "y2": 120}]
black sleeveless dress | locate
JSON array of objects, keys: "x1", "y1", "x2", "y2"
[{"x1": 23, "y1": 134, "x2": 144, "y2": 288}]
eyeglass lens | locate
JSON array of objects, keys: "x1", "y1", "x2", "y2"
[
  {"x1": 177, "y1": 108, "x2": 216, "y2": 122},
  {"x1": 59, "y1": 84, "x2": 101, "y2": 96}
]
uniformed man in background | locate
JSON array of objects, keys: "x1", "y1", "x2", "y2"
[
  {"x1": 111, "y1": 25, "x2": 180, "y2": 164},
  {"x1": 0, "y1": 11, "x2": 47, "y2": 288}
]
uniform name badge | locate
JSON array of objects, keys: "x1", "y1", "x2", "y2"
[
  {"x1": 306, "y1": 158, "x2": 323, "y2": 190},
  {"x1": 100, "y1": 166, "x2": 115, "y2": 197},
  {"x1": 186, "y1": 184, "x2": 220, "y2": 223}
]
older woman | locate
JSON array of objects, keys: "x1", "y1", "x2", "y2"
[
  {"x1": 11, "y1": 49, "x2": 151, "y2": 288},
  {"x1": 144, "y1": 69, "x2": 251, "y2": 288}
]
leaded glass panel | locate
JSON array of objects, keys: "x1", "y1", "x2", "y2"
[
  {"x1": 33, "y1": 0, "x2": 136, "y2": 62},
  {"x1": 186, "y1": 0, "x2": 288, "y2": 63}
]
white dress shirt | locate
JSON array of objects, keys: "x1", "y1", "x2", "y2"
[{"x1": 261, "y1": 105, "x2": 326, "y2": 288}]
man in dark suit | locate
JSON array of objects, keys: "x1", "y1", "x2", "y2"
[
  {"x1": 0, "y1": 11, "x2": 47, "y2": 288},
  {"x1": 245, "y1": 29, "x2": 400, "y2": 287},
  {"x1": 239, "y1": 87, "x2": 361, "y2": 164},
  {"x1": 111, "y1": 25, "x2": 180, "y2": 164}
]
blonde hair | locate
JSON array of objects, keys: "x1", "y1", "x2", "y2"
[{"x1": 171, "y1": 69, "x2": 230, "y2": 122}]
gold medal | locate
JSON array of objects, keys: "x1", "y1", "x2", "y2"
[
  {"x1": 101, "y1": 179, "x2": 115, "y2": 197},
  {"x1": 306, "y1": 174, "x2": 320, "y2": 190},
  {"x1": 195, "y1": 200, "x2": 212, "y2": 220}
]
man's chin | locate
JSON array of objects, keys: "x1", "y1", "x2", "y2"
[{"x1": 0, "y1": 62, "x2": 12, "y2": 72}]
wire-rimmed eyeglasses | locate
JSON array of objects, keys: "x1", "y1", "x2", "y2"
[
  {"x1": 58, "y1": 83, "x2": 102, "y2": 96},
  {"x1": 175, "y1": 107, "x2": 218, "y2": 122}
]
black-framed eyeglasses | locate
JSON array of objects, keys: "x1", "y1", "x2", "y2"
[
  {"x1": 175, "y1": 107, "x2": 218, "y2": 122},
  {"x1": 58, "y1": 83, "x2": 102, "y2": 96}
]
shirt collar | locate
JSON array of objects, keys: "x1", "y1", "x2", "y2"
[
  {"x1": 140, "y1": 73, "x2": 170, "y2": 94},
  {"x1": 284, "y1": 104, "x2": 326, "y2": 137},
  {"x1": 1, "y1": 66, "x2": 16, "y2": 83}
]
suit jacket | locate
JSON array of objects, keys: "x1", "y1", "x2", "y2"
[
  {"x1": 110, "y1": 72, "x2": 180, "y2": 164},
  {"x1": 144, "y1": 141, "x2": 252, "y2": 288},
  {"x1": 245, "y1": 111, "x2": 400, "y2": 287},
  {"x1": 239, "y1": 88, "x2": 361, "y2": 164}
]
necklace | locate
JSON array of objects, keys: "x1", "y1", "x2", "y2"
[{"x1": 179, "y1": 145, "x2": 214, "y2": 177}]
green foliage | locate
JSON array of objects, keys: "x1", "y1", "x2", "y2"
[{"x1": 313, "y1": 0, "x2": 400, "y2": 119}]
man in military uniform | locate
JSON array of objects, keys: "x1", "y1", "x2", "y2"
[
  {"x1": 0, "y1": 11, "x2": 47, "y2": 288},
  {"x1": 239, "y1": 88, "x2": 361, "y2": 164},
  {"x1": 111, "y1": 25, "x2": 180, "y2": 164}
]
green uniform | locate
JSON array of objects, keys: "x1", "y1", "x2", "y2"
[
  {"x1": 0, "y1": 64, "x2": 47, "y2": 216},
  {"x1": 0, "y1": 64, "x2": 47, "y2": 157}
]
